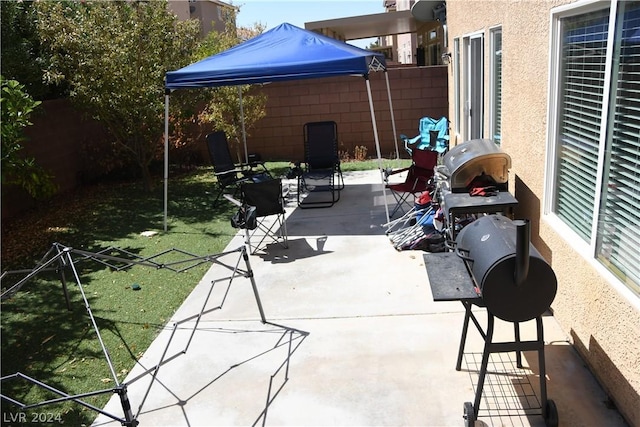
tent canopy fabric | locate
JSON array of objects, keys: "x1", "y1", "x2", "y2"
[{"x1": 165, "y1": 22, "x2": 387, "y2": 89}]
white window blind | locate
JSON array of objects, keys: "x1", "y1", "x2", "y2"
[
  {"x1": 596, "y1": 1, "x2": 640, "y2": 293},
  {"x1": 491, "y1": 29, "x2": 502, "y2": 145},
  {"x1": 453, "y1": 38, "x2": 461, "y2": 136},
  {"x1": 552, "y1": 1, "x2": 640, "y2": 296},
  {"x1": 554, "y1": 8, "x2": 610, "y2": 242}
]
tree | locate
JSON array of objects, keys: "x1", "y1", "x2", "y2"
[
  {"x1": 0, "y1": 1, "x2": 64, "y2": 101},
  {"x1": 192, "y1": 9, "x2": 267, "y2": 163},
  {"x1": 1, "y1": 76, "x2": 56, "y2": 198},
  {"x1": 36, "y1": 1, "x2": 201, "y2": 191}
]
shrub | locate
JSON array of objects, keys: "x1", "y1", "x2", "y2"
[{"x1": 0, "y1": 76, "x2": 56, "y2": 198}]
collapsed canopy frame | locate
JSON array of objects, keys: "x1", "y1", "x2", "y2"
[{"x1": 0, "y1": 244, "x2": 292, "y2": 427}]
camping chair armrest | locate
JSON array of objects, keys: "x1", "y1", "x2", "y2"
[
  {"x1": 248, "y1": 160, "x2": 266, "y2": 168},
  {"x1": 223, "y1": 194, "x2": 242, "y2": 207},
  {"x1": 244, "y1": 160, "x2": 272, "y2": 177},
  {"x1": 384, "y1": 166, "x2": 410, "y2": 178},
  {"x1": 415, "y1": 175, "x2": 433, "y2": 184},
  {"x1": 237, "y1": 153, "x2": 268, "y2": 170},
  {"x1": 411, "y1": 175, "x2": 434, "y2": 189},
  {"x1": 403, "y1": 135, "x2": 422, "y2": 146},
  {"x1": 234, "y1": 162, "x2": 255, "y2": 171},
  {"x1": 214, "y1": 168, "x2": 244, "y2": 178},
  {"x1": 234, "y1": 163, "x2": 267, "y2": 179},
  {"x1": 400, "y1": 134, "x2": 421, "y2": 144}
]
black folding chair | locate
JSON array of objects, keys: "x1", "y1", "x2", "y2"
[
  {"x1": 240, "y1": 178, "x2": 288, "y2": 254},
  {"x1": 297, "y1": 121, "x2": 344, "y2": 208},
  {"x1": 206, "y1": 131, "x2": 271, "y2": 204}
]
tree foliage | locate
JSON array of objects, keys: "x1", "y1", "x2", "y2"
[
  {"x1": 36, "y1": 0, "x2": 201, "y2": 190},
  {"x1": 1, "y1": 76, "x2": 56, "y2": 198},
  {"x1": 0, "y1": 1, "x2": 64, "y2": 100},
  {"x1": 193, "y1": 9, "x2": 267, "y2": 163}
]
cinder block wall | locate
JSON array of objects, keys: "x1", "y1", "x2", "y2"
[
  {"x1": 247, "y1": 66, "x2": 448, "y2": 162},
  {"x1": 24, "y1": 99, "x2": 112, "y2": 189},
  {"x1": 3, "y1": 66, "x2": 447, "y2": 219}
]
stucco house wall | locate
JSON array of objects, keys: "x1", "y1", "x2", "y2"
[{"x1": 444, "y1": 1, "x2": 639, "y2": 424}]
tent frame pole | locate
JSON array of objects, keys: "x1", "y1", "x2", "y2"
[
  {"x1": 163, "y1": 91, "x2": 170, "y2": 232},
  {"x1": 364, "y1": 75, "x2": 390, "y2": 224},
  {"x1": 238, "y1": 86, "x2": 249, "y2": 164},
  {"x1": 385, "y1": 71, "x2": 400, "y2": 159}
]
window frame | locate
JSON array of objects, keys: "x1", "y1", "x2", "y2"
[
  {"x1": 545, "y1": 0, "x2": 640, "y2": 303},
  {"x1": 462, "y1": 32, "x2": 485, "y2": 140},
  {"x1": 489, "y1": 26, "x2": 503, "y2": 145},
  {"x1": 453, "y1": 37, "x2": 461, "y2": 139}
]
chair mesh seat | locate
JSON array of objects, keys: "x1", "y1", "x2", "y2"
[
  {"x1": 240, "y1": 178, "x2": 288, "y2": 254},
  {"x1": 297, "y1": 121, "x2": 344, "y2": 208},
  {"x1": 206, "y1": 131, "x2": 272, "y2": 205},
  {"x1": 385, "y1": 148, "x2": 438, "y2": 217}
]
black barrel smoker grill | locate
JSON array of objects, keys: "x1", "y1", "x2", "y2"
[
  {"x1": 425, "y1": 217, "x2": 559, "y2": 426},
  {"x1": 425, "y1": 139, "x2": 559, "y2": 426}
]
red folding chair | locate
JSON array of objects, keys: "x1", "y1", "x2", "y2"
[{"x1": 385, "y1": 148, "x2": 438, "y2": 217}]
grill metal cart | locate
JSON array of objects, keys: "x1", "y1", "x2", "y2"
[{"x1": 423, "y1": 216, "x2": 559, "y2": 427}]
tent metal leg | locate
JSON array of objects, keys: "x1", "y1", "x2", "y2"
[
  {"x1": 116, "y1": 384, "x2": 138, "y2": 427},
  {"x1": 59, "y1": 267, "x2": 72, "y2": 312},
  {"x1": 243, "y1": 246, "x2": 267, "y2": 323}
]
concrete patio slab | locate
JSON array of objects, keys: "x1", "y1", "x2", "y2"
[{"x1": 93, "y1": 170, "x2": 627, "y2": 427}]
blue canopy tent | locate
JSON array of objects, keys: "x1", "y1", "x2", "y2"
[{"x1": 163, "y1": 23, "x2": 399, "y2": 230}]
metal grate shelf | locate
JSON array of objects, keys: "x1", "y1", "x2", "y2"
[{"x1": 464, "y1": 352, "x2": 544, "y2": 426}]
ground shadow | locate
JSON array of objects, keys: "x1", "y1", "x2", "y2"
[
  {"x1": 462, "y1": 350, "x2": 548, "y2": 426},
  {"x1": 2, "y1": 244, "x2": 294, "y2": 427},
  {"x1": 121, "y1": 321, "x2": 309, "y2": 427},
  {"x1": 514, "y1": 175, "x2": 552, "y2": 263},
  {"x1": 283, "y1": 182, "x2": 389, "y2": 237},
  {"x1": 458, "y1": 322, "x2": 627, "y2": 426},
  {"x1": 256, "y1": 237, "x2": 333, "y2": 264}
]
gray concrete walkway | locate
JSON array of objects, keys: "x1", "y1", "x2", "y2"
[{"x1": 93, "y1": 170, "x2": 626, "y2": 427}]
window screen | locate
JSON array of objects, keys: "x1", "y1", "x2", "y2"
[
  {"x1": 554, "y1": 8, "x2": 610, "y2": 242},
  {"x1": 596, "y1": 2, "x2": 640, "y2": 293},
  {"x1": 552, "y1": 2, "x2": 640, "y2": 296},
  {"x1": 491, "y1": 29, "x2": 503, "y2": 145}
]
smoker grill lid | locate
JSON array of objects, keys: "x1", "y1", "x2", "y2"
[
  {"x1": 455, "y1": 215, "x2": 557, "y2": 322},
  {"x1": 442, "y1": 139, "x2": 512, "y2": 191}
]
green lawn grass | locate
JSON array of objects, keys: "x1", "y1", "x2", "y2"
[{"x1": 0, "y1": 159, "x2": 409, "y2": 425}]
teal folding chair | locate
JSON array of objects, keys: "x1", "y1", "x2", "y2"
[{"x1": 401, "y1": 116, "x2": 450, "y2": 154}]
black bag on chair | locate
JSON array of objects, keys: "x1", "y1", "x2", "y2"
[{"x1": 231, "y1": 205, "x2": 257, "y2": 230}]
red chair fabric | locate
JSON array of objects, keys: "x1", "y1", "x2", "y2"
[{"x1": 385, "y1": 148, "x2": 438, "y2": 217}]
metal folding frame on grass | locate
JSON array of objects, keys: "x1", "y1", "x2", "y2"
[{"x1": 0, "y1": 243, "x2": 301, "y2": 427}]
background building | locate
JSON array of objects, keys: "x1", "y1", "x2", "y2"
[
  {"x1": 306, "y1": 1, "x2": 447, "y2": 66},
  {"x1": 169, "y1": 0, "x2": 234, "y2": 37}
]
